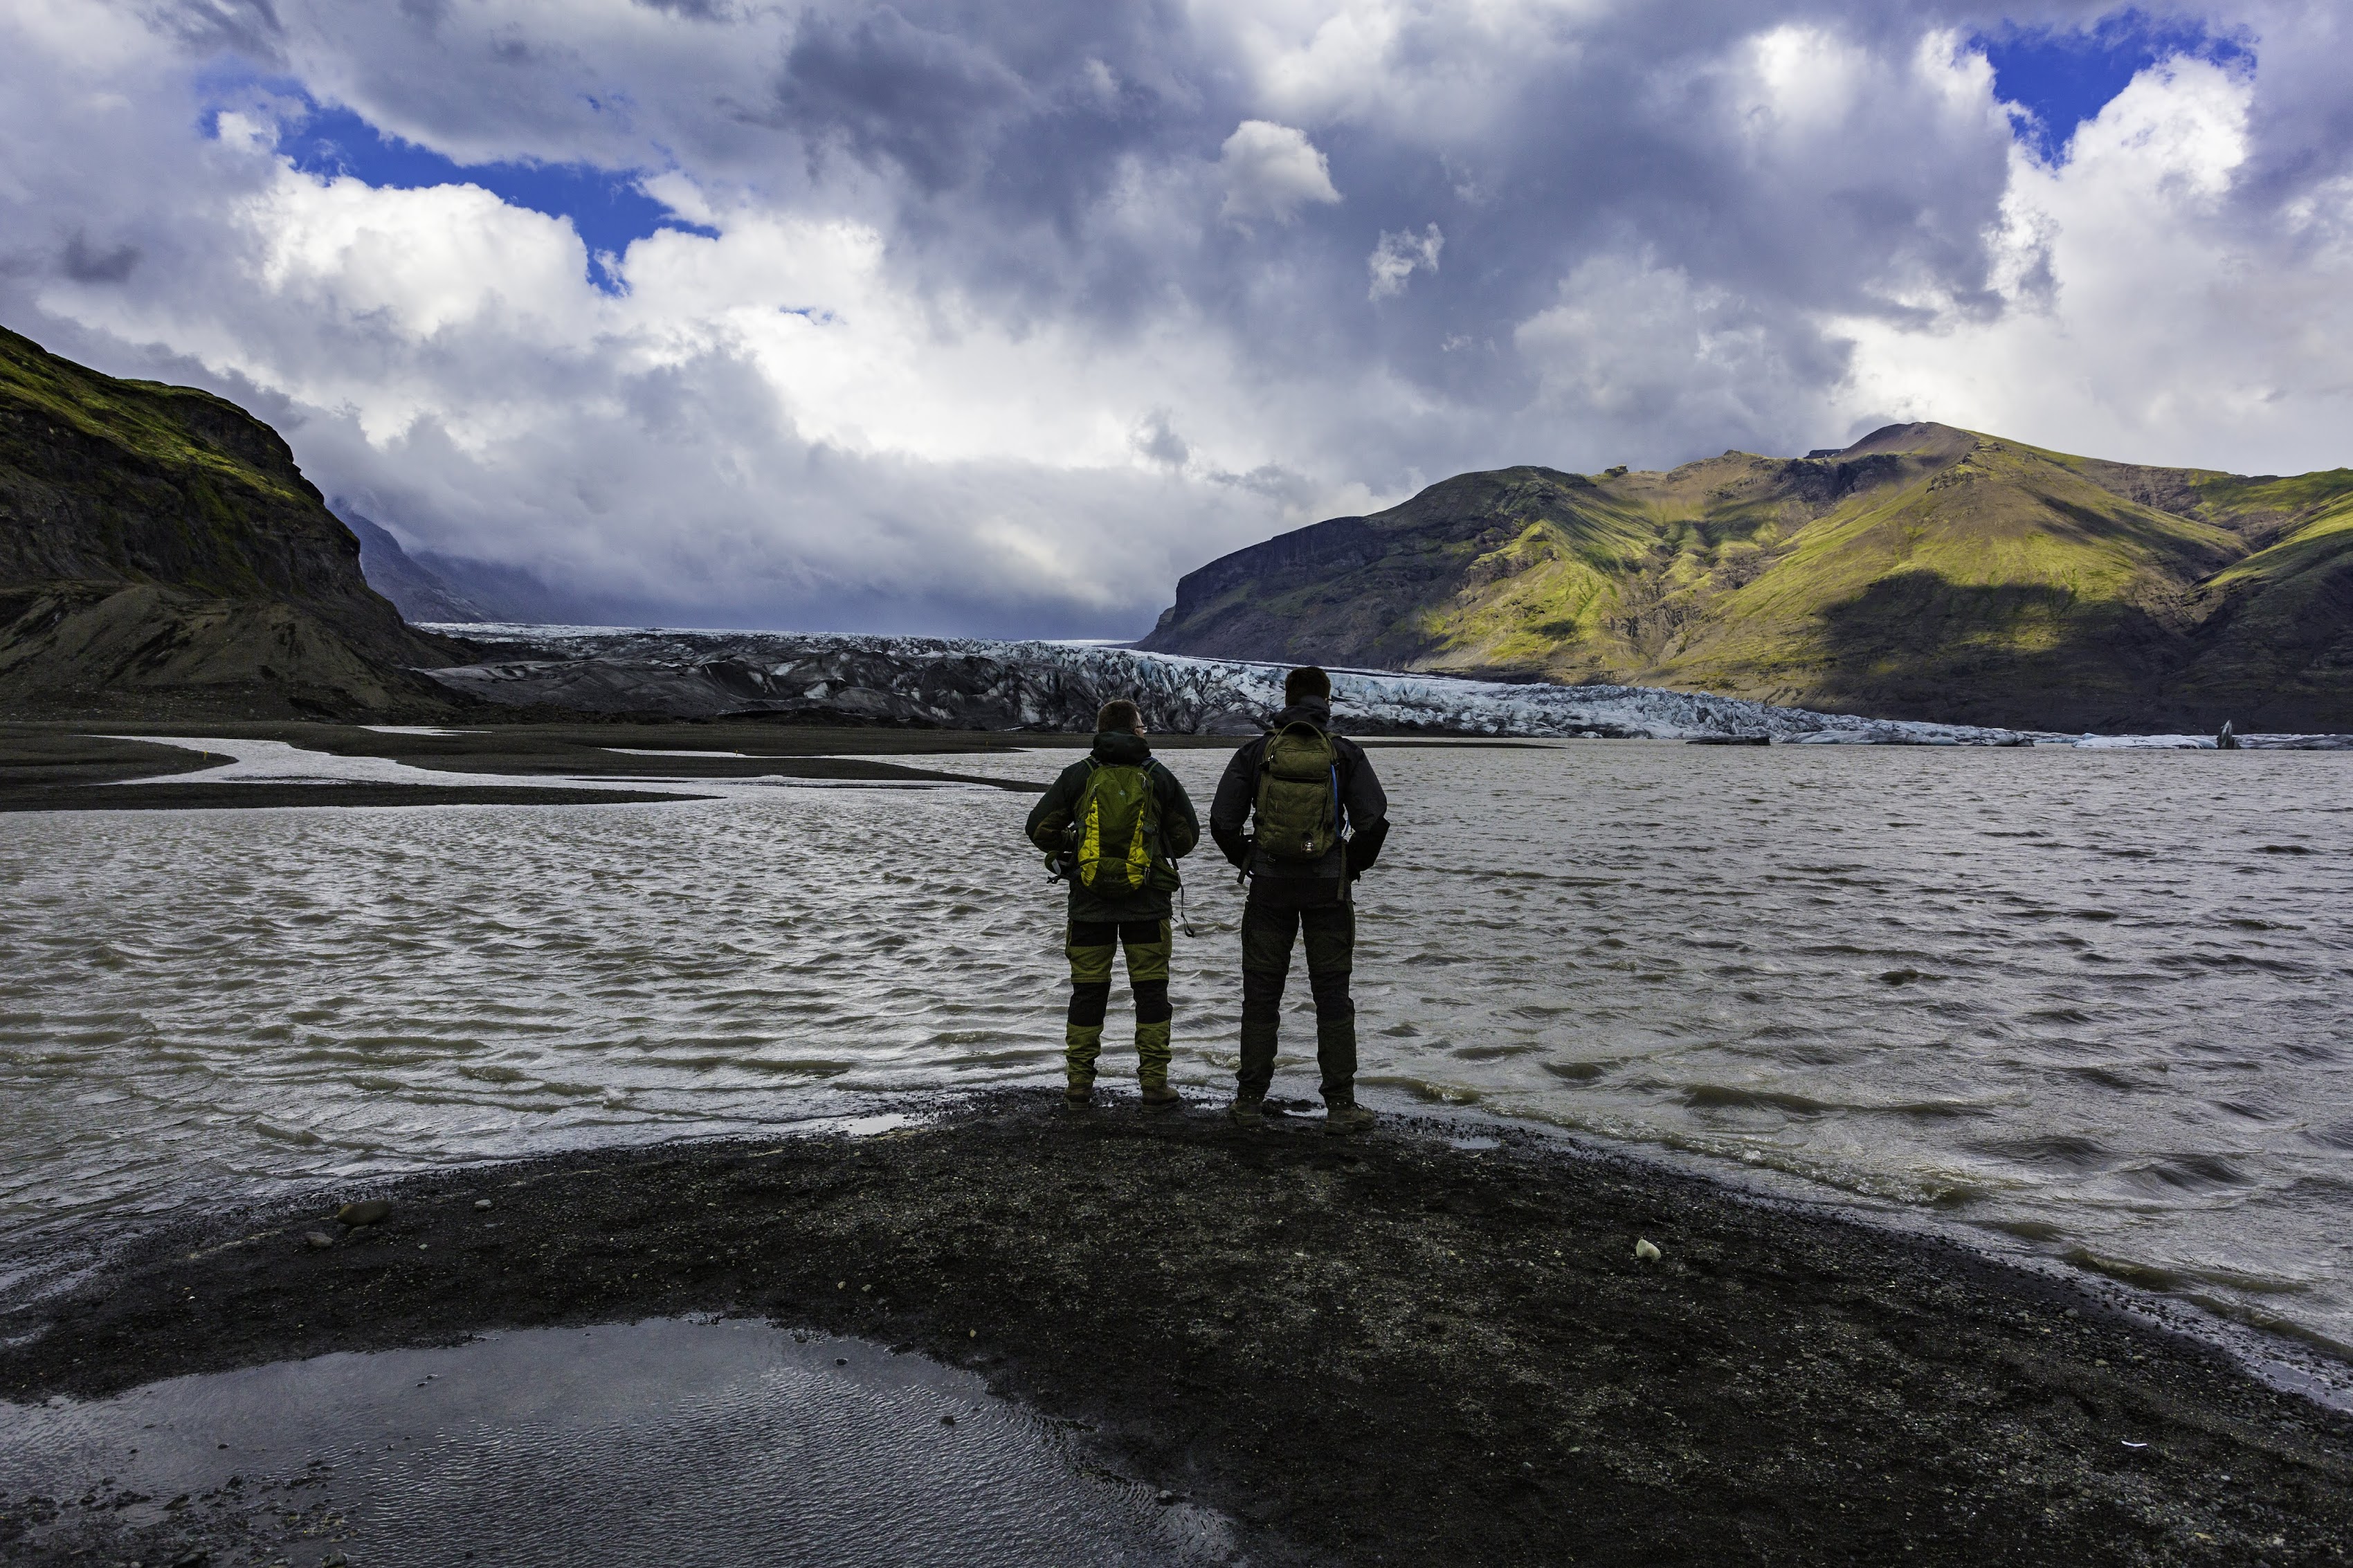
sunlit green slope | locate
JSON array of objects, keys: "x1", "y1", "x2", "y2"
[{"x1": 1140, "y1": 423, "x2": 2353, "y2": 731}]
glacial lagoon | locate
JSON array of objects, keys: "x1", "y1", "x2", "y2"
[{"x1": 3, "y1": 738, "x2": 2349, "y2": 1363}]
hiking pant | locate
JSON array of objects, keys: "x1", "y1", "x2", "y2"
[
  {"x1": 1065, "y1": 919, "x2": 1173, "y2": 1087},
  {"x1": 1238, "y1": 900, "x2": 1356, "y2": 1102}
]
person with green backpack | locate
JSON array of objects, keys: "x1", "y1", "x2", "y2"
[
  {"x1": 1024, "y1": 698, "x2": 1202, "y2": 1111},
  {"x1": 1208, "y1": 666, "x2": 1390, "y2": 1133}
]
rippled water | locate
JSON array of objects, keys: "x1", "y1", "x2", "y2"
[
  {"x1": 0, "y1": 1318, "x2": 1219, "y2": 1565},
  {"x1": 3, "y1": 740, "x2": 2350, "y2": 1357}
]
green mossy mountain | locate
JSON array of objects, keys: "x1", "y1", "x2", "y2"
[
  {"x1": 0, "y1": 325, "x2": 463, "y2": 718},
  {"x1": 1140, "y1": 423, "x2": 2353, "y2": 732}
]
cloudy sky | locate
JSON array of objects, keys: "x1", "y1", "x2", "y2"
[{"x1": 4, "y1": 1, "x2": 2348, "y2": 635}]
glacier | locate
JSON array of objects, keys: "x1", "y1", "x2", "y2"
[{"x1": 416, "y1": 625, "x2": 2073, "y2": 742}]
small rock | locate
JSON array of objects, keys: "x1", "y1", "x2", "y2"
[
  {"x1": 941, "y1": 1414, "x2": 956, "y2": 1426},
  {"x1": 473, "y1": 1199, "x2": 493, "y2": 1211},
  {"x1": 1156, "y1": 1490, "x2": 1180, "y2": 1506},
  {"x1": 336, "y1": 1200, "x2": 393, "y2": 1228},
  {"x1": 302, "y1": 1232, "x2": 335, "y2": 1251},
  {"x1": 1634, "y1": 1238, "x2": 1662, "y2": 1262}
]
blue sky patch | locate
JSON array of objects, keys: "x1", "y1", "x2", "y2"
[
  {"x1": 1979, "y1": 9, "x2": 2253, "y2": 164},
  {"x1": 221, "y1": 88, "x2": 716, "y2": 291}
]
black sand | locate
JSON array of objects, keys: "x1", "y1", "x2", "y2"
[{"x1": 5, "y1": 1095, "x2": 2348, "y2": 1567}]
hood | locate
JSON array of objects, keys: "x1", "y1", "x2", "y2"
[
  {"x1": 1269, "y1": 699, "x2": 1334, "y2": 733},
  {"x1": 1091, "y1": 730, "x2": 1152, "y2": 765}
]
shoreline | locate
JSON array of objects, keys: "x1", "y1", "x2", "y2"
[
  {"x1": 6, "y1": 1093, "x2": 2350, "y2": 1565},
  {"x1": 0, "y1": 720, "x2": 1063, "y2": 812}
]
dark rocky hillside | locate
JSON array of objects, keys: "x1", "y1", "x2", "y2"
[
  {"x1": 1141, "y1": 424, "x2": 2353, "y2": 733},
  {"x1": 0, "y1": 326, "x2": 465, "y2": 718},
  {"x1": 345, "y1": 511, "x2": 496, "y2": 625}
]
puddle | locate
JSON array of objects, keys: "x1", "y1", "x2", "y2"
[{"x1": 0, "y1": 1318, "x2": 1233, "y2": 1566}]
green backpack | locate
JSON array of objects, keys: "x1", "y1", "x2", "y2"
[
  {"x1": 1253, "y1": 721, "x2": 1342, "y2": 862},
  {"x1": 1071, "y1": 760, "x2": 1162, "y2": 893}
]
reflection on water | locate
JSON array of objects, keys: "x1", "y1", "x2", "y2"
[
  {"x1": 2, "y1": 740, "x2": 2350, "y2": 1355},
  {"x1": 0, "y1": 1318, "x2": 1221, "y2": 1565}
]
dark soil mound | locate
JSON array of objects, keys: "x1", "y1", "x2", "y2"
[{"x1": 6, "y1": 1096, "x2": 2347, "y2": 1565}]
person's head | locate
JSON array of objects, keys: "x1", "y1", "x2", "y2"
[
  {"x1": 1284, "y1": 666, "x2": 1332, "y2": 707},
  {"x1": 1096, "y1": 698, "x2": 1144, "y2": 736}
]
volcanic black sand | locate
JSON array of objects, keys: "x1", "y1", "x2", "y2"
[{"x1": 4, "y1": 1095, "x2": 2348, "y2": 1567}]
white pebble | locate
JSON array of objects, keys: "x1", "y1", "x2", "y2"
[{"x1": 1634, "y1": 1238, "x2": 1662, "y2": 1261}]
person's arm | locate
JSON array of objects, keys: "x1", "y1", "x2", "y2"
[
  {"x1": 1154, "y1": 763, "x2": 1201, "y2": 861},
  {"x1": 1026, "y1": 762, "x2": 1084, "y2": 852},
  {"x1": 1338, "y1": 741, "x2": 1390, "y2": 877},
  {"x1": 1208, "y1": 740, "x2": 1261, "y2": 867}
]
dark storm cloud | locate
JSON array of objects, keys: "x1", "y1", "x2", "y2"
[
  {"x1": 775, "y1": 6, "x2": 1040, "y2": 192},
  {"x1": 61, "y1": 233, "x2": 141, "y2": 284},
  {"x1": 699, "y1": 0, "x2": 2032, "y2": 479}
]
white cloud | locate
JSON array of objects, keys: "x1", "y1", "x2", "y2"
[
  {"x1": 1367, "y1": 221, "x2": 1442, "y2": 299},
  {"x1": 1515, "y1": 251, "x2": 1837, "y2": 448},
  {"x1": 1217, "y1": 119, "x2": 1343, "y2": 224},
  {"x1": 1837, "y1": 54, "x2": 2353, "y2": 473},
  {"x1": 4, "y1": 1, "x2": 2351, "y2": 637}
]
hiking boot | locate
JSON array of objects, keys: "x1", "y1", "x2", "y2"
[
  {"x1": 1323, "y1": 1100, "x2": 1376, "y2": 1136},
  {"x1": 1139, "y1": 1082, "x2": 1182, "y2": 1113},
  {"x1": 1226, "y1": 1093, "x2": 1265, "y2": 1127},
  {"x1": 1063, "y1": 1076, "x2": 1095, "y2": 1109}
]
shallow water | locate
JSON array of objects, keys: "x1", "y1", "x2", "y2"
[
  {"x1": 3, "y1": 739, "x2": 2349, "y2": 1356},
  {"x1": 0, "y1": 1318, "x2": 1220, "y2": 1565}
]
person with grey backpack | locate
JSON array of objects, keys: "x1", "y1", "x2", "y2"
[{"x1": 1207, "y1": 666, "x2": 1390, "y2": 1133}]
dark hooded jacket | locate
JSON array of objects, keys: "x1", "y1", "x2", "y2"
[
  {"x1": 1025, "y1": 730, "x2": 1201, "y2": 924},
  {"x1": 1208, "y1": 700, "x2": 1390, "y2": 909}
]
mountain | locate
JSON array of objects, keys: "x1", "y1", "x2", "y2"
[
  {"x1": 1138, "y1": 424, "x2": 2353, "y2": 733},
  {"x1": 345, "y1": 509, "x2": 593, "y2": 627},
  {"x1": 344, "y1": 511, "x2": 496, "y2": 624},
  {"x1": 0, "y1": 325, "x2": 465, "y2": 718}
]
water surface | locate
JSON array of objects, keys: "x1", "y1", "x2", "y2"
[{"x1": 3, "y1": 740, "x2": 2347, "y2": 1355}]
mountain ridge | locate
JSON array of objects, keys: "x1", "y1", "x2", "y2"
[
  {"x1": 1139, "y1": 424, "x2": 2353, "y2": 732},
  {"x1": 0, "y1": 325, "x2": 465, "y2": 718}
]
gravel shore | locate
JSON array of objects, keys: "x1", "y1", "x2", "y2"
[{"x1": 4, "y1": 1094, "x2": 2351, "y2": 1566}]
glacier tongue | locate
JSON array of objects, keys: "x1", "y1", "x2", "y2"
[{"x1": 416, "y1": 624, "x2": 2060, "y2": 743}]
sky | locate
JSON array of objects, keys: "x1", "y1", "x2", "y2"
[{"x1": 3, "y1": 1, "x2": 2348, "y2": 637}]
